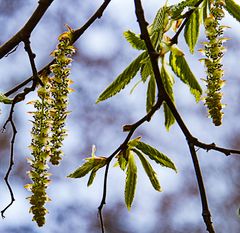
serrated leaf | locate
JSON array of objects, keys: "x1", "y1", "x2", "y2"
[
  {"x1": 169, "y1": 51, "x2": 202, "y2": 101},
  {"x1": 151, "y1": 5, "x2": 169, "y2": 45},
  {"x1": 184, "y1": 8, "x2": 200, "y2": 53},
  {"x1": 96, "y1": 52, "x2": 147, "y2": 103},
  {"x1": 161, "y1": 62, "x2": 175, "y2": 130},
  {"x1": 146, "y1": 75, "x2": 156, "y2": 113},
  {"x1": 140, "y1": 58, "x2": 153, "y2": 82},
  {"x1": 68, "y1": 157, "x2": 107, "y2": 179},
  {"x1": 225, "y1": 0, "x2": 240, "y2": 23},
  {"x1": 125, "y1": 152, "x2": 137, "y2": 210},
  {"x1": 118, "y1": 154, "x2": 128, "y2": 171},
  {"x1": 133, "y1": 149, "x2": 161, "y2": 191},
  {"x1": 124, "y1": 30, "x2": 146, "y2": 50},
  {"x1": 135, "y1": 141, "x2": 177, "y2": 171}
]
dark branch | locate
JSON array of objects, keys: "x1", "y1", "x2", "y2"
[
  {"x1": 1, "y1": 103, "x2": 17, "y2": 218},
  {"x1": 0, "y1": 0, "x2": 54, "y2": 59}
]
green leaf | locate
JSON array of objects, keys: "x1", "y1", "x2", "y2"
[
  {"x1": 146, "y1": 75, "x2": 156, "y2": 113},
  {"x1": 117, "y1": 153, "x2": 128, "y2": 171},
  {"x1": 184, "y1": 8, "x2": 200, "y2": 53},
  {"x1": 87, "y1": 170, "x2": 97, "y2": 186},
  {"x1": 161, "y1": 62, "x2": 175, "y2": 130},
  {"x1": 0, "y1": 92, "x2": 13, "y2": 104},
  {"x1": 140, "y1": 58, "x2": 152, "y2": 82},
  {"x1": 169, "y1": 51, "x2": 202, "y2": 101},
  {"x1": 68, "y1": 157, "x2": 107, "y2": 179},
  {"x1": 124, "y1": 30, "x2": 146, "y2": 50},
  {"x1": 169, "y1": 0, "x2": 200, "y2": 19},
  {"x1": 225, "y1": 0, "x2": 240, "y2": 23},
  {"x1": 133, "y1": 149, "x2": 161, "y2": 191},
  {"x1": 96, "y1": 52, "x2": 147, "y2": 103},
  {"x1": 135, "y1": 141, "x2": 177, "y2": 172},
  {"x1": 125, "y1": 152, "x2": 137, "y2": 210}
]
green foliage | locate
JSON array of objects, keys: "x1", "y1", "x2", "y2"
[
  {"x1": 124, "y1": 30, "x2": 146, "y2": 50},
  {"x1": 146, "y1": 75, "x2": 156, "y2": 113},
  {"x1": 169, "y1": 0, "x2": 200, "y2": 19},
  {"x1": 135, "y1": 141, "x2": 177, "y2": 171},
  {"x1": 96, "y1": 52, "x2": 147, "y2": 103},
  {"x1": 125, "y1": 152, "x2": 137, "y2": 210},
  {"x1": 68, "y1": 156, "x2": 107, "y2": 180},
  {"x1": 133, "y1": 149, "x2": 161, "y2": 191},
  {"x1": 225, "y1": 0, "x2": 240, "y2": 23},
  {"x1": 0, "y1": 92, "x2": 13, "y2": 104},
  {"x1": 184, "y1": 8, "x2": 200, "y2": 53},
  {"x1": 169, "y1": 51, "x2": 202, "y2": 101},
  {"x1": 161, "y1": 62, "x2": 175, "y2": 130}
]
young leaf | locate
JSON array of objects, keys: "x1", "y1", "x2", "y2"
[
  {"x1": 125, "y1": 152, "x2": 137, "y2": 210},
  {"x1": 0, "y1": 92, "x2": 13, "y2": 104},
  {"x1": 161, "y1": 62, "x2": 175, "y2": 130},
  {"x1": 124, "y1": 30, "x2": 146, "y2": 50},
  {"x1": 163, "y1": 102, "x2": 175, "y2": 131},
  {"x1": 135, "y1": 141, "x2": 177, "y2": 172},
  {"x1": 96, "y1": 52, "x2": 147, "y2": 103},
  {"x1": 133, "y1": 149, "x2": 161, "y2": 191},
  {"x1": 146, "y1": 75, "x2": 156, "y2": 113},
  {"x1": 68, "y1": 157, "x2": 107, "y2": 179},
  {"x1": 169, "y1": 51, "x2": 202, "y2": 101},
  {"x1": 140, "y1": 58, "x2": 153, "y2": 82},
  {"x1": 87, "y1": 160, "x2": 107, "y2": 186},
  {"x1": 225, "y1": 0, "x2": 240, "y2": 23},
  {"x1": 184, "y1": 8, "x2": 200, "y2": 53}
]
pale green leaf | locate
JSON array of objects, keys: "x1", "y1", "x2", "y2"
[
  {"x1": 124, "y1": 30, "x2": 146, "y2": 50},
  {"x1": 135, "y1": 141, "x2": 177, "y2": 171},
  {"x1": 87, "y1": 170, "x2": 97, "y2": 186},
  {"x1": 225, "y1": 0, "x2": 240, "y2": 23},
  {"x1": 68, "y1": 157, "x2": 107, "y2": 179},
  {"x1": 0, "y1": 92, "x2": 13, "y2": 104},
  {"x1": 96, "y1": 52, "x2": 147, "y2": 103},
  {"x1": 169, "y1": 51, "x2": 202, "y2": 101},
  {"x1": 118, "y1": 154, "x2": 128, "y2": 171},
  {"x1": 161, "y1": 62, "x2": 175, "y2": 130},
  {"x1": 125, "y1": 152, "x2": 137, "y2": 210},
  {"x1": 133, "y1": 149, "x2": 161, "y2": 191},
  {"x1": 146, "y1": 75, "x2": 156, "y2": 113},
  {"x1": 87, "y1": 160, "x2": 107, "y2": 186},
  {"x1": 184, "y1": 8, "x2": 200, "y2": 53},
  {"x1": 140, "y1": 58, "x2": 152, "y2": 82}
]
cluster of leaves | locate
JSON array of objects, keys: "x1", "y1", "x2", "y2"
[
  {"x1": 26, "y1": 28, "x2": 75, "y2": 226},
  {"x1": 68, "y1": 137, "x2": 177, "y2": 210}
]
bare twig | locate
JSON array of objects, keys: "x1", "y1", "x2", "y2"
[
  {"x1": 1, "y1": 103, "x2": 17, "y2": 218},
  {"x1": 98, "y1": 98, "x2": 163, "y2": 233}
]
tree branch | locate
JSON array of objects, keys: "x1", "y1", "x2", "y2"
[{"x1": 0, "y1": 0, "x2": 54, "y2": 59}]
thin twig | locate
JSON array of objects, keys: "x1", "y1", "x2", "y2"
[
  {"x1": 188, "y1": 142, "x2": 215, "y2": 233},
  {"x1": 1, "y1": 103, "x2": 17, "y2": 218},
  {"x1": 97, "y1": 98, "x2": 163, "y2": 232},
  {"x1": 23, "y1": 38, "x2": 43, "y2": 86}
]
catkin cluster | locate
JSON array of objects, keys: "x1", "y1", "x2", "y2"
[
  {"x1": 202, "y1": 0, "x2": 226, "y2": 126},
  {"x1": 26, "y1": 30, "x2": 75, "y2": 226}
]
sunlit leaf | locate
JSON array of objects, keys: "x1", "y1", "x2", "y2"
[
  {"x1": 133, "y1": 149, "x2": 161, "y2": 191},
  {"x1": 169, "y1": 51, "x2": 202, "y2": 101},
  {"x1": 125, "y1": 152, "x2": 137, "y2": 210},
  {"x1": 135, "y1": 141, "x2": 177, "y2": 172},
  {"x1": 161, "y1": 62, "x2": 175, "y2": 130},
  {"x1": 96, "y1": 52, "x2": 147, "y2": 103},
  {"x1": 146, "y1": 75, "x2": 156, "y2": 113},
  {"x1": 68, "y1": 157, "x2": 107, "y2": 179},
  {"x1": 140, "y1": 58, "x2": 152, "y2": 82},
  {"x1": 184, "y1": 8, "x2": 200, "y2": 53},
  {"x1": 124, "y1": 30, "x2": 146, "y2": 50},
  {"x1": 0, "y1": 92, "x2": 13, "y2": 104},
  {"x1": 225, "y1": 0, "x2": 240, "y2": 23}
]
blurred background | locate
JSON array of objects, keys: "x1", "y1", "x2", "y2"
[{"x1": 0, "y1": 0, "x2": 239, "y2": 232}]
